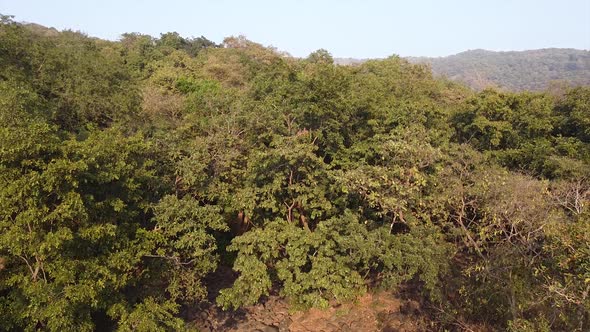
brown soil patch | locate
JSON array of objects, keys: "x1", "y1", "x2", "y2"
[{"x1": 191, "y1": 291, "x2": 426, "y2": 332}]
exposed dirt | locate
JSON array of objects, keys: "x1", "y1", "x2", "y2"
[{"x1": 189, "y1": 291, "x2": 426, "y2": 332}]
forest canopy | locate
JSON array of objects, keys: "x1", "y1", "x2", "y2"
[{"x1": 0, "y1": 16, "x2": 589, "y2": 331}]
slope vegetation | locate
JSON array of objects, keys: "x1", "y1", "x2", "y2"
[{"x1": 1, "y1": 17, "x2": 589, "y2": 331}]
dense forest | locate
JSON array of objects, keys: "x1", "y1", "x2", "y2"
[
  {"x1": 407, "y1": 48, "x2": 590, "y2": 91},
  {"x1": 0, "y1": 16, "x2": 589, "y2": 331}
]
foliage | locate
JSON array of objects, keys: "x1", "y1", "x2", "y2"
[{"x1": 0, "y1": 16, "x2": 588, "y2": 331}]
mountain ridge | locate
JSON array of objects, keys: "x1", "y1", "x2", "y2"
[{"x1": 336, "y1": 48, "x2": 590, "y2": 91}]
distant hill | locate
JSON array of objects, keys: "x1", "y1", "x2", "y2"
[
  {"x1": 406, "y1": 48, "x2": 590, "y2": 91},
  {"x1": 336, "y1": 49, "x2": 590, "y2": 91},
  {"x1": 333, "y1": 57, "x2": 368, "y2": 66}
]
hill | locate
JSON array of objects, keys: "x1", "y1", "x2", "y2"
[
  {"x1": 1, "y1": 17, "x2": 589, "y2": 331},
  {"x1": 407, "y1": 48, "x2": 590, "y2": 91}
]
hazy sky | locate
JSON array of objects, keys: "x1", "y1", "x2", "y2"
[{"x1": 2, "y1": 0, "x2": 589, "y2": 58}]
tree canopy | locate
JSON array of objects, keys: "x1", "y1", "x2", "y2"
[{"x1": 1, "y1": 16, "x2": 589, "y2": 331}]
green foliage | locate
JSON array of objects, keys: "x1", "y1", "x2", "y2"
[
  {"x1": 157, "y1": 32, "x2": 218, "y2": 57},
  {"x1": 148, "y1": 195, "x2": 228, "y2": 302},
  {"x1": 0, "y1": 126, "x2": 162, "y2": 329},
  {"x1": 1, "y1": 17, "x2": 588, "y2": 331},
  {"x1": 507, "y1": 317, "x2": 551, "y2": 332},
  {"x1": 554, "y1": 86, "x2": 590, "y2": 143},
  {"x1": 452, "y1": 88, "x2": 590, "y2": 179},
  {"x1": 109, "y1": 298, "x2": 186, "y2": 332},
  {"x1": 218, "y1": 213, "x2": 450, "y2": 310}
]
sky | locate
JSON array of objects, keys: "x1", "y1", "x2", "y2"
[{"x1": 1, "y1": 0, "x2": 589, "y2": 58}]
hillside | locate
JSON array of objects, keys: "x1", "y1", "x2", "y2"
[
  {"x1": 407, "y1": 48, "x2": 590, "y2": 91},
  {"x1": 1, "y1": 17, "x2": 589, "y2": 332}
]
